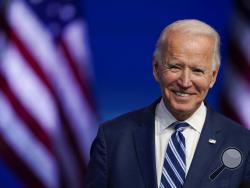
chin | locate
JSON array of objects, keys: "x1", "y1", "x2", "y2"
[
  {"x1": 171, "y1": 103, "x2": 196, "y2": 116},
  {"x1": 172, "y1": 102, "x2": 194, "y2": 110},
  {"x1": 164, "y1": 98, "x2": 200, "y2": 117},
  {"x1": 174, "y1": 108, "x2": 193, "y2": 114}
]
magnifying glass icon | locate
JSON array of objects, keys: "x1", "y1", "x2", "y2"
[{"x1": 209, "y1": 148, "x2": 242, "y2": 180}]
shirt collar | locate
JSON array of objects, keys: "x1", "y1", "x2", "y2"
[{"x1": 155, "y1": 99, "x2": 206, "y2": 133}]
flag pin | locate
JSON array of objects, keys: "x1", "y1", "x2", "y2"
[{"x1": 208, "y1": 139, "x2": 216, "y2": 144}]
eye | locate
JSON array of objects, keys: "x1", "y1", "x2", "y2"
[
  {"x1": 193, "y1": 68, "x2": 205, "y2": 75},
  {"x1": 168, "y1": 64, "x2": 181, "y2": 72}
]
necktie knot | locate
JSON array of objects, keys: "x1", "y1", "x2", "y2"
[{"x1": 173, "y1": 122, "x2": 189, "y2": 132}]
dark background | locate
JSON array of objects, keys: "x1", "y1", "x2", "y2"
[{"x1": 84, "y1": 0, "x2": 233, "y2": 121}]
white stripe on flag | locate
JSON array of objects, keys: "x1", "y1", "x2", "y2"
[
  {"x1": 7, "y1": 0, "x2": 60, "y2": 76},
  {"x1": 0, "y1": 92, "x2": 58, "y2": 188},
  {"x1": 0, "y1": 43, "x2": 58, "y2": 135},
  {"x1": 226, "y1": 64, "x2": 250, "y2": 128},
  {"x1": 62, "y1": 20, "x2": 94, "y2": 79},
  {"x1": 53, "y1": 124, "x2": 83, "y2": 188},
  {"x1": 7, "y1": 0, "x2": 96, "y2": 160},
  {"x1": 6, "y1": 0, "x2": 90, "y2": 184},
  {"x1": 56, "y1": 47, "x2": 97, "y2": 160},
  {"x1": 10, "y1": 2, "x2": 96, "y2": 161}
]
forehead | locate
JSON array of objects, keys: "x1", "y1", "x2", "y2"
[{"x1": 166, "y1": 32, "x2": 215, "y2": 60}]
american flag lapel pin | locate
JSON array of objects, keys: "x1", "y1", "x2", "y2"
[{"x1": 208, "y1": 139, "x2": 217, "y2": 144}]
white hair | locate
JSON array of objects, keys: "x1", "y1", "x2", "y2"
[{"x1": 153, "y1": 19, "x2": 221, "y2": 70}]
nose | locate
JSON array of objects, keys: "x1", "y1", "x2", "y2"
[{"x1": 177, "y1": 69, "x2": 192, "y2": 88}]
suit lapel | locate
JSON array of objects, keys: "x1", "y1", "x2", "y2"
[
  {"x1": 131, "y1": 100, "x2": 226, "y2": 188},
  {"x1": 133, "y1": 101, "x2": 158, "y2": 188},
  {"x1": 184, "y1": 108, "x2": 225, "y2": 188}
]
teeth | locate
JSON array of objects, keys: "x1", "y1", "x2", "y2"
[{"x1": 175, "y1": 92, "x2": 189, "y2": 97}]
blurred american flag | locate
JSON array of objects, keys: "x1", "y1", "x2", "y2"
[
  {"x1": 0, "y1": 0, "x2": 97, "y2": 187},
  {"x1": 221, "y1": 0, "x2": 250, "y2": 129}
]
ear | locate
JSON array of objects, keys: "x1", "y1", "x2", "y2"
[
  {"x1": 153, "y1": 60, "x2": 160, "y2": 82},
  {"x1": 209, "y1": 67, "x2": 219, "y2": 88}
]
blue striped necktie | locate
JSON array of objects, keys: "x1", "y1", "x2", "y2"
[{"x1": 160, "y1": 122, "x2": 189, "y2": 188}]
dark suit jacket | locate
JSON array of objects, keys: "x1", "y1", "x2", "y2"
[{"x1": 86, "y1": 99, "x2": 250, "y2": 188}]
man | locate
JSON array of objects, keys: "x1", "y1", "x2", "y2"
[{"x1": 86, "y1": 19, "x2": 250, "y2": 188}]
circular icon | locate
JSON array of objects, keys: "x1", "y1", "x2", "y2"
[
  {"x1": 209, "y1": 147, "x2": 242, "y2": 181},
  {"x1": 222, "y1": 148, "x2": 242, "y2": 169}
]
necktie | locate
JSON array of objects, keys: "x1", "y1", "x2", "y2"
[{"x1": 160, "y1": 122, "x2": 189, "y2": 188}]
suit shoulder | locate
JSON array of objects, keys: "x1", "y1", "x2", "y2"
[
  {"x1": 209, "y1": 108, "x2": 250, "y2": 137},
  {"x1": 100, "y1": 106, "x2": 150, "y2": 132}
]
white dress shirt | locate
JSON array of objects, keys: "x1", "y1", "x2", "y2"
[{"x1": 155, "y1": 99, "x2": 207, "y2": 187}]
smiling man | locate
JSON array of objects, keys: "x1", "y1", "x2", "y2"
[
  {"x1": 153, "y1": 24, "x2": 219, "y2": 121},
  {"x1": 86, "y1": 19, "x2": 250, "y2": 188}
]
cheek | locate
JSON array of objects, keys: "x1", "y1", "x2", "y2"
[
  {"x1": 159, "y1": 71, "x2": 178, "y2": 86},
  {"x1": 192, "y1": 77, "x2": 212, "y2": 94}
]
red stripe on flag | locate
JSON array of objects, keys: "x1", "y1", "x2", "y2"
[
  {"x1": 1, "y1": 6, "x2": 93, "y2": 187},
  {"x1": 0, "y1": 73, "x2": 52, "y2": 153},
  {"x1": 8, "y1": 30, "x2": 57, "y2": 98},
  {"x1": 59, "y1": 39, "x2": 95, "y2": 111},
  {"x1": 58, "y1": 107, "x2": 87, "y2": 185},
  {"x1": 6, "y1": 21, "x2": 87, "y2": 186},
  {"x1": 0, "y1": 136, "x2": 46, "y2": 188}
]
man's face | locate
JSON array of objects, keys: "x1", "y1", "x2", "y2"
[{"x1": 153, "y1": 33, "x2": 219, "y2": 120}]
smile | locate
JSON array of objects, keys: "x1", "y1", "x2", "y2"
[{"x1": 174, "y1": 91, "x2": 190, "y2": 97}]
